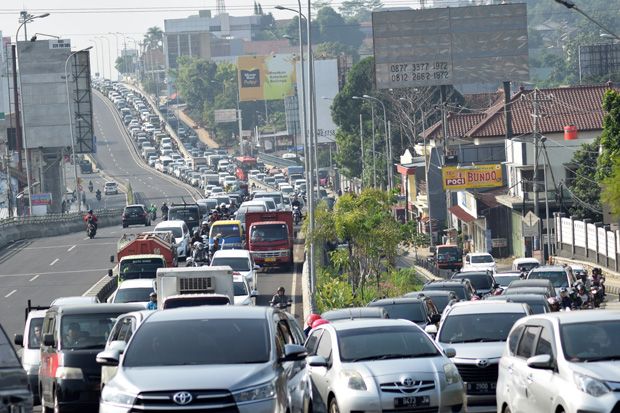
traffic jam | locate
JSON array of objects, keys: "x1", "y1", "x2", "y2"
[{"x1": 5, "y1": 80, "x2": 620, "y2": 413}]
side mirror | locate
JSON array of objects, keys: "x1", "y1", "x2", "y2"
[
  {"x1": 14, "y1": 334, "x2": 23, "y2": 347},
  {"x1": 307, "y1": 355, "x2": 329, "y2": 367},
  {"x1": 108, "y1": 269, "x2": 113, "y2": 278},
  {"x1": 42, "y1": 334, "x2": 55, "y2": 347},
  {"x1": 110, "y1": 255, "x2": 115, "y2": 263},
  {"x1": 254, "y1": 264, "x2": 261, "y2": 270},
  {"x1": 424, "y1": 325, "x2": 438, "y2": 336},
  {"x1": 443, "y1": 347, "x2": 457, "y2": 358},
  {"x1": 250, "y1": 290, "x2": 258, "y2": 298},
  {"x1": 280, "y1": 344, "x2": 307, "y2": 362},
  {"x1": 526, "y1": 354, "x2": 554, "y2": 370},
  {"x1": 96, "y1": 350, "x2": 120, "y2": 367},
  {"x1": 430, "y1": 314, "x2": 442, "y2": 324},
  {"x1": 107, "y1": 340, "x2": 127, "y2": 353}
]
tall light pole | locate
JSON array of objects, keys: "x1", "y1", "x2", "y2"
[
  {"x1": 109, "y1": 32, "x2": 122, "y2": 80},
  {"x1": 15, "y1": 12, "x2": 50, "y2": 215},
  {"x1": 88, "y1": 40, "x2": 100, "y2": 76},
  {"x1": 363, "y1": 94, "x2": 392, "y2": 190},
  {"x1": 276, "y1": 5, "x2": 308, "y2": 195},
  {"x1": 94, "y1": 37, "x2": 105, "y2": 78},
  {"x1": 65, "y1": 46, "x2": 92, "y2": 213}
]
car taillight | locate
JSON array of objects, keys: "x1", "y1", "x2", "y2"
[{"x1": 232, "y1": 271, "x2": 241, "y2": 276}]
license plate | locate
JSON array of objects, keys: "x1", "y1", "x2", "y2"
[
  {"x1": 466, "y1": 382, "x2": 496, "y2": 395},
  {"x1": 265, "y1": 257, "x2": 276, "y2": 263},
  {"x1": 394, "y1": 396, "x2": 430, "y2": 408}
]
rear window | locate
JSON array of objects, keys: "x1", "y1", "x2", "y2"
[
  {"x1": 169, "y1": 207, "x2": 200, "y2": 222},
  {"x1": 424, "y1": 284, "x2": 467, "y2": 300},
  {"x1": 528, "y1": 271, "x2": 569, "y2": 287},
  {"x1": 114, "y1": 287, "x2": 154, "y2": 303},
  {"x1": 471, "y1": 255, "x2": 494, "y2": 263},
  {"x1": 210, "y1": 224, "x2": 241, "y2": 238},
  {"x1": 453, "y1": 273, "x2": 492, "y2": 290},
  {"x1": 211, "y1": 257, "x2": 250, "y2": 271},
  {"x1": 372, "y1": 303, "x2": 425, "y2": 323},
  {"x1": 60, "y1": 313, "x2": 122, "y2": 350},
  {"x1": 156, "y1": 227, "x2": 182, "y2": 238},
  {"x1": 123, "y1": 319, "x2": 270, "y2": 366},
  {"x1": 125, "y1": 206, "x2": 144, "y2": 214}
]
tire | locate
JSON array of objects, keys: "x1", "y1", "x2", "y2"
[
  {"x1": 122, "y1": 224, "x2": 128, "y2": 228},
  {"x1": 328, "y1": 397, "x2": 340, "y2": 413},
  {"x1": 503, "y1": 405, "x2": 512, "y2": 413}
]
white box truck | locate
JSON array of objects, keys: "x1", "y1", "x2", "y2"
[{"x1": 155, "y1": 266, "x2": 234, "y2": 309}]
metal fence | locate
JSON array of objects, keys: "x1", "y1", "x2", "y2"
[{"x1": 0, "y1": 208, "x2": 123, "y2": 228}]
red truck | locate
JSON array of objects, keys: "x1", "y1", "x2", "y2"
[{"x1": 245, "y1": 211, "x2": 294, "y2": 269}]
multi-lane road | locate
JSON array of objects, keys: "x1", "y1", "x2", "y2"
[{"x1": 1, "y1": 89, "x2": 303, "y2": 350}]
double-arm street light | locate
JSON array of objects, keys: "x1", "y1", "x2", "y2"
[
  {"x1": 65, "y1": 46, "x2": 93, "y2": 213},
  {"x1": 16, "y1": 12, "x2": 50, "y2": 215}
]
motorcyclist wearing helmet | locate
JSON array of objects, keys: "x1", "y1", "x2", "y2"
[
  {"x1": 212, "y1": 233, "x2": 222, "y2": 252},
  {"x1": 161, "y1": 202, "x2": 169, "y2": 217},
  {"x1": 199, "y1": 220, "x2": 210, "y2": 237},
  {"x1": 190, "y1": 229, "x2": 202, "y2": 246},
  {"x1": 291, "y1": 195, "x2": 301, "y2": 209},
  {"x1": 220, "y1": 203, "x2": 229, "y2": 217},
  {"x1": 83, "y1": 209, "x2": 98, "y2": 230},
  {"x1": 559, "y1": 288, "x2": 572, "y2": 310},
  {"x1": 270, "y1": 286, "x2": 290, "y2": 309}
]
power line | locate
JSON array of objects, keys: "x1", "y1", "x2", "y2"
[{"x1": 561, "y1": 180, "x2": 604, "y2": 214}]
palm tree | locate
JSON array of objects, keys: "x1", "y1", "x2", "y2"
[{"x1": 144, "y1": 26, "x2": 163, "y2": 50}]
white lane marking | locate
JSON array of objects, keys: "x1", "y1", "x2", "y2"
[
  {"x1": 4, "y1": 290, "x2": 16, "y2": 298},
  {"x1": 83, "y1": 237, "x2": 89, "y2": 241},
  {"x1": 291, "y1": 265, "x2": 298, "y2": 318},
  {"x1": 49, "y1": 258, "x2": 60, "y2": 266},
  {"x1": 67, "y1": 245, "x2": 77, "y2": 252},
  {"x1": 29, "y1": 274, "x2": 40, "y2": 282}
]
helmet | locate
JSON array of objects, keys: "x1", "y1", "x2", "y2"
[
  {"x1": 202, "y1": 221, "x2": 209, "y2": 226},
  {"x1": 277, "y1": 286, "x2": 285, "y2": 293},
  {"x1": 220, "y1": 203, "x2": 227, "y2": 208},
  {"x1": 311, "y1": 319, "x2": 330, "y2": 329},
  {"x1": 149, "y1": 292, "x2": 156, "y2": 298},
  {"x1": 163, "y1": 202, "x2": 167, "y2": 206},
  {"x1": 88, "y1": 209, "x2": 93, "y2": 214},
  {"x1": 193, "y1": 241, "x2": 204, "y2": 249},
  {"x1": 306, "y1": 313, "x2": 321, "y2": 327}
]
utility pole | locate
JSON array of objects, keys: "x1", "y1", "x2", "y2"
[
  {"x1": 440, "y1": 86, "x2": 450, "y2": 241},
  {"x1": 359, "y1": 113, "x2": 364, "y2": 188}
]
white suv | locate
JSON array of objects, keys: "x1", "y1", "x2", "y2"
[
  {"x1": 498, "y1": 311, "x2": 620, "y2": 413},
  {"x1": 462, "y1": 252, "x2": 496, "y2": 273},
  {"x1": 104, "y1": 181, "x2": 118, "y2": 195}
]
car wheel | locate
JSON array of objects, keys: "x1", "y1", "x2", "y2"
[
  {"x1": 328, "y1": 397, "x2": 340, "y2": 413},
  {"x1": 503, "y1": 406, "x2": 512, "y2": 413},
  {"x1": 122, "y1": 224, "x2": 128, "y2": 228}
]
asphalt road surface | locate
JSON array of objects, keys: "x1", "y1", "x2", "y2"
[{"x1": 1, "y1": 90, "x2": 303, "y2": 360}]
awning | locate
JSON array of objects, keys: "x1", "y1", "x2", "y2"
[{"x1": 449, "y1": 205, "x2": 476, "y2": 223}]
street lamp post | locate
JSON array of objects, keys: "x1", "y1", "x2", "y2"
[
  {"x1": 93, "y1": 37, "x2": 105, "y2": 78},
  {"x1": 65, "y1": 46, "x2": 92, "y2": 213},
  {"x1": 15, "y1": 12, "x2": 50, "y2": 215},
  {"x1": 363, "y1": 94, "x2": 392, "y2": 190}
]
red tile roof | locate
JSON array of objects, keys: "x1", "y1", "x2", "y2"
[{"x1": 420, "y1": 84, "x2": 617, "y2": 140}]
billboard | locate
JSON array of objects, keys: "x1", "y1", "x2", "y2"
[
  {"x1": 214, "y1": 109, "x2": 238, "y2": 123},
  {"x1": 237, "y1": 54, "x2": 296, "y2": 101},
  {"x1": 579, "y1": 43, "x2": 620, "y2": 80},
  {"x1": 372, "y1": 3, "x2": 529, "y2": 89},
  {"x1": 442, "y1": 164, "x2": 502, "y2": 190},
  {"x1": 295, "y1": 59, "x2": 339, "y2": 145}
]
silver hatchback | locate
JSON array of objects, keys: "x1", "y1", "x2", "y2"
[
  {"x1": 97, "y1": 306, "x2": 311, "y2": 413},
  {"x1": 305, "y1": 318, "x2": 466, "y2": 412}
]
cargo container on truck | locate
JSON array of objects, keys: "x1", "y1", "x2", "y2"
[{"x1": 155, "y1": 266, "x2": 235, "y2": 309}]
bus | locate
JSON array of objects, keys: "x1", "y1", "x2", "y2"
[{"x1": 235, "y1": 156, "x2": 258, "y2": 181}]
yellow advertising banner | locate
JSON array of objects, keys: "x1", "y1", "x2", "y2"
[
  {"x1": 237, "y1": 54, "x2": 296, "y2": 101},
  {"x1": 442, "y1": 164, "x2": 503, "y2": 190}
]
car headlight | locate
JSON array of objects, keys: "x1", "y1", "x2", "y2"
[
  {"x1": 100, "y1": 386, "x2": 136, "y2": 407},
  {"x1": 55, "y1": 367, "x2": 84, "y2": 380},
  {"x1": 233, "y1": 380, "x2": 276, "y2": 403},
  {"x1": 340, "y1": 370, "x2": 367, "y2": 391},
  {"x1": 574, "y1": 373, "x2": 610, "y2": 397},
  {"x1": 443, "y1": 363, "x2": 461, "y2": 385}
]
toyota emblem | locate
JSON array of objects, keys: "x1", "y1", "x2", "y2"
[
  {"x1": 401, "y1": 377, "x2": 414, "y2": 387},
  {"x1": 476, "y1": 359, "x2": 489, "y2": 368},
  {"x1": 172, "y1": 391, "x2": 193, "y2": 405}
]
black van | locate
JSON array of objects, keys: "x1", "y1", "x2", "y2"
[
  {"x1": 0, "y1": 323, "x2": 33, "y2": 412},
  {"x1": 38, "y1": 303, "x2": 144, "y2": 412},
  {"x1": 168, "y1": 202, "x2": 202, "y2": 232}
]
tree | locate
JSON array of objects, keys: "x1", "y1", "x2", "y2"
[
  {"x1": 566, "y1": 138, "x2": 602, "y2": 221},
  {"x1": 175, "y1": 57, "x2": 218, "y2": 120},
  {"x1": 597, "y1": 90, "x2": 620, "y2": 180},
  {"x1": 314, "y1": 7, "x2": 364, "y2": 50},
  {"x1": 115, "y1": 55, "x2": 135, "y2": 74},
  {"x1": 339, "y1": 0, "x2": 382, "y2": 21},
  {"x1": 144, "y1": 26, "x2": 163, "y2": 51},
  {"x1": 314, "y1": 41, "x2": 358, "y2": 61}
]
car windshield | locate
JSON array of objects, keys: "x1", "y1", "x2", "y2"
[
  {"x1": 471, "y1": 255, "x2": 493, "y2": 263},
  {"x1": 438, "y1": 313, "x2": 525, "y2": 344},
  {"x1": 454, "y1": 274, "x2": 492, "y2": 290},
  {"x1": 156, "y1": 227, "x2": 182, "y2": 238},
  {"x1": 169, "y1": 208, "x2": 199, "y2": 222},
  {"x1": 125, "y1": 207, "x2": 143, "y2": 214},
  {"x1": 528, "y1": 271, "x2": 568, "y2": 287},
  {"x1": 61, "y1": 314, "x2": 121, "y2": 350},
  {"x1": 424, "y1": 285, "x2": 468, "y2": 300},
  {"x1": 0, "y1": 329, "x2": 20, "y2": 368},
  {"x1": 123, "y1": 319, "x2": 270, "y2": 366},
  {"x1": 211, "y1": 257, "x2": 250, "y2": 271},
  {"x1": 376, "y1": 303, "x2": 425, "y2": 323},
  {"x1": 114, "y1": 287, "x2": 153, "y2": 303},
  {"x1": 119, "y1": 259, "x2": 164, "y2": 280},
  {"x1": 234, "y1": 281, "x2": 248, "y2": 296},
  {"x1": 495, "y1": 274, "x2": 521, "y2": 287},
  {"x1": 211, "y1": 225, "x2": 240, "y2": 238},
  {"x1": 437, "y1": 253, "x2": 459, "y2": 262},
  {"x1": 251, "y1": 224, "x2": 288, "y2": 242},
  {"x1": 28, "y1": 317, "x2": 44, "y2": 349},
  {"x1": 338, "y1": 326, "x2": 439, "y2": 362},
  {"x1": 561, "y1": 321, "x2": 620, "y2": 362}
]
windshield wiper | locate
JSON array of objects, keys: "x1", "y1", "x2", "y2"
[
  {"x1": 349, "y1": 354, "x2": 408, "y2": 362},
  {"x1": 459, "y1": 338, "x2": 503, "y2": 343}
]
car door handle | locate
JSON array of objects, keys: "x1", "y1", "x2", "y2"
[{"x1": 526, "y1": 374, "x2": 533, "y2": 383}]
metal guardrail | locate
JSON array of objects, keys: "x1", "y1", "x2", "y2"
[
  {"x1": 257, "y1": 152, "x2": 299, "y2": 168},
  {"x1": 0, "y1": 208, "x2": 123, "y2": 228}
]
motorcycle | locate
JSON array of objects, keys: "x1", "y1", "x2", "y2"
[
  {"x1": 191, "y1": 241, "x2": 209, "y2": 266},
  {"x1": 591, "y1": 277, "x2": 605, "y2": 308},
  {"x1": 150, "y1": 209, "x2": 157, "y2": 221},
  {"x1": 95, "y1": 190, "x2": 102, "y2": 201},
  {"x1": 270, "y1": 298, "x2": 293, "y2": 310},
  {"x1": 88, "y1": 182, "x2": 93, "y2": 193},
  {"x1": 292, "y1": 206, "x2": 302, "y2": 225},
  {"x1": 86, "y1": 221, "x2": 96, "y2": 239}
]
